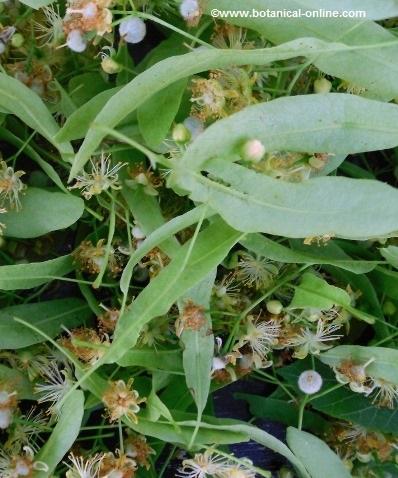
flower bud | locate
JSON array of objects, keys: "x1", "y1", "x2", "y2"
[
  {"x1": 132, "y1": 225, "x2": 146, "y2": 240},
  {"x1": 101, "y1": 57, "x2": 122, "y2": 74},
  {"x1": 383, "y1": 301, "x2": 396, "y2": 316},
  {"x1": 240, "y1": 139, "x2": 265, "y2": 163},
  {"x1": 298, "y1": 370, "x2": 323, "y2": 394},
  {"x1": 119, "y1": 18, "x2": 146, "y2": 44},
  {"x1": 314, "y1": 78, "x2": 332, "y2": 94},
  {"x1": 180, "y1": 0, "x2": 200, "y2": 22},
  {"x1": 67, "y1": 29, "x2": 87, "y2": 53},
  {"x1": 172, "y1": 123, "x2": 191, "y2": 143},
  {"x1": 11, "y1": 32, "x2": 24, "y2": 48},
  {"x1": 266, "y1": 300, "x2": 283, "y2": 315},
  {"x1": 0, "y1": 408, "x2": 12, "y2": 429}
]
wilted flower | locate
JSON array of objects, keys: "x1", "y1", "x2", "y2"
[
  {"x1": 99, "y1": 450, "x2": 137, "y2": 477},
  {"x1": 64, "y1": 0, "x2": 113, "y2": 37},
  {"x1": 0, "y1": 446, "x2": 48, "y2": 478},
  {"x1": 0, "y1": 161, "x2": 26, "y2": 210},
  {"x1": 102, "y1": 379, "x2": 146, "y2": 423},
  {"x1": 125, "y1": 434, "x2": 155, "y2": 469},
  {"x1": 72, "y1": 239, "x2": 122, "y2": 276},
  {"x1": 175, "y1": 300, "x2": 207, "y2": 337},
  {"x1": 333, "y1": 358, "x2": 375, "y2": 395},
  {"x1": 0, "y1": 386, "x2": 18, "y2": 430},
  {"x1": 59, "y1": 327, "x2": 109, "y2": 364}
]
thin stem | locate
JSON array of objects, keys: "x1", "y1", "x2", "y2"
[{"x1": 297, "y1": 395, "x2": 309, "y2": 430}]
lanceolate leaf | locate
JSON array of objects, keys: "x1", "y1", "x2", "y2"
[
  {"x1": 380, "y1": 245, "x2": 398, "y2": 268},
  {"x1": 180, "y1": 94, "x2": 398, "y2": 170},
  {"x1": 0, "y1": 73, "x2": 73, "y2": 160},
  {"x1": 35, "y1": 391, "x2": 85, "y2": 477},
  {"x1": 172, "y1": 157, "x2": 398, "y2": 241},
  {"x1": 241, "y1": 234, "x2": 376, "y2": 273},
  {"x1": 179, "y1": 271, "x2": 216, "y2": 429},
  {"x1": 0, "y1": 255, "x2": 74, "y2": 290},
  {"x1": 0, "y1": 299, "x2": 91, "y2": 349},
  {"x1": 205, "y1": 0, "x2": 398, "y2": 99},
  {"x1": 287, "y1": 427, "x2": 351, "y2": 478},
  {"x1": 70, "y1": 37, "x2": 386, "y2": 178},
  {"x1": 2, "y1": 188, "x2": 84, "y2": 238},
  {"x1": 103, "y1": 219, "x2": 243, "y2": 364}
]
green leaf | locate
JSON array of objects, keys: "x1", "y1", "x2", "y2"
[
  {"x1": 117, "y1": 348, "x2": 183, "y2": 374},
  {"x1": 56, "y1": 87, "x2": 121, "y2": 142},
  {"x1": 290, "y1": 272, "x2": 351, "y2": 310},
  {"x1": 70, "y1": 37, "x2": 385, "y2": 178},
  {"x1": 286, "y1": 427, "x2": 351, "y2": 478},
  {"x1": 0, "y1": 364, "x2": 34, "y2": 399},
  {"x1": 179, "y1": 270, "x2": 216, "y2": 430},
  {"x1": 174, "y1": 156, "x2": 398, "y2": 241},
  {"x1": 311, "y1": 386, "x2": 398, "y2": 435},
  {"x1": 18, "y1": 0, "x2": 53, "y2": 8},
  {"x1": 320, "y1": 345, "x2": 398, "y2": 385},
  {"x1": 369, "y1": 266, "x2": 398, "y2": 299},
  {"x1": 241, "y1": 234, "x2": 376, "y2": 273},
  {"x1": 2, "y1": 188, "x2": 84, "y2": 238},
  {"x1": 205, "y1": 0, "x2": 398, "y2": 99},
  {"x1": 290, "y1": 272, "x2": 375, "y2": 324},
  {"x1": 180, "y1": 94, "x2": 398, "y2": 171},
  {"x1": 239, "y1": 394, "x2": 327, "y2": 433},
  {"x1": 137, "y1": 35, "x2": 189, "y2": 149},
  {"x1": 35, "y1": 390, "x2": 85, "y2": 477},
  {"x1": 0, "y1": 255, "x2": 73, "y2": 290},
  {"x1": 0, "y1": 73, "x2": 73, "y2": 160},
  {"x1": 380, "y1": 245, "x2": 398, "y2": 268},
  {"x1": 103, "y1": 218, "x2": 242, "y2": 364},
  {"x1": 0, "y1": 299, "x2": 91, "y2": 349}
]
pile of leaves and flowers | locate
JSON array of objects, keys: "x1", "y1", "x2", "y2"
[{"x1": 1, "y1": 0, "x2": 398, "y2": 477}]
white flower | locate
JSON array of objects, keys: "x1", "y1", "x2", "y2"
[
  {"x1": 69, "y1": 154, "x2": 125, "y2": 199},
  {"x1": 243, "y1": 315, "x2": 280, "y2": 357},
  {"x1": 370, "y1": 378, "x2": 398, "y2": 409},
  {"x1": 65, "y1": 453, "x2": 104, "y2": 478},
  {"x1": 34, "y1": 363, "x2": 73, "y2": 417},
  {"x1": 67, "y1": 29, "x2": 87, "y2": 52},
  {"x1": 132, "y1": 225, "x2": 146, "y2": 240},
  {"x1": 237, "y1": 252, "x2": 279, "y2": 289},
  {"x1": 289, "y1": 320, "x2": 342, "y2": 359},
  {"x1": 0, "y1": 408, "x2": 12, "y2": 429},
  {"x1": 180, "y1": 0, "x2": 200, "y2": 22},
  {"x1": 298, "y1": 370, "x2": 323, "y2": 394},
  {"x1": 177, "y1": 450, "x2": 229, "y2": 478},
  {"x1": 119, "y1": 18, "x2": 146, "y2": 44}
]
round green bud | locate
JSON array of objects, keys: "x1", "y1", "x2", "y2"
[
  {"x1": 266, "y1": 299, "x2": 283, "y2": 315},
  {"x1": 101, "y1": 57, "x2": 122, "y2": 74},
  {"x1": 172, "y1": 123, "x2": 191, "y2": 143},
  {"x1": 314, "y1": 78, "x2": 332, "y2": 94},
  {"x1": 383, "y1": 301, "x2": 397, "y2": 316},
  {"x1": 11, "y1": 33, "x2": 24, "y2": 48}
]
